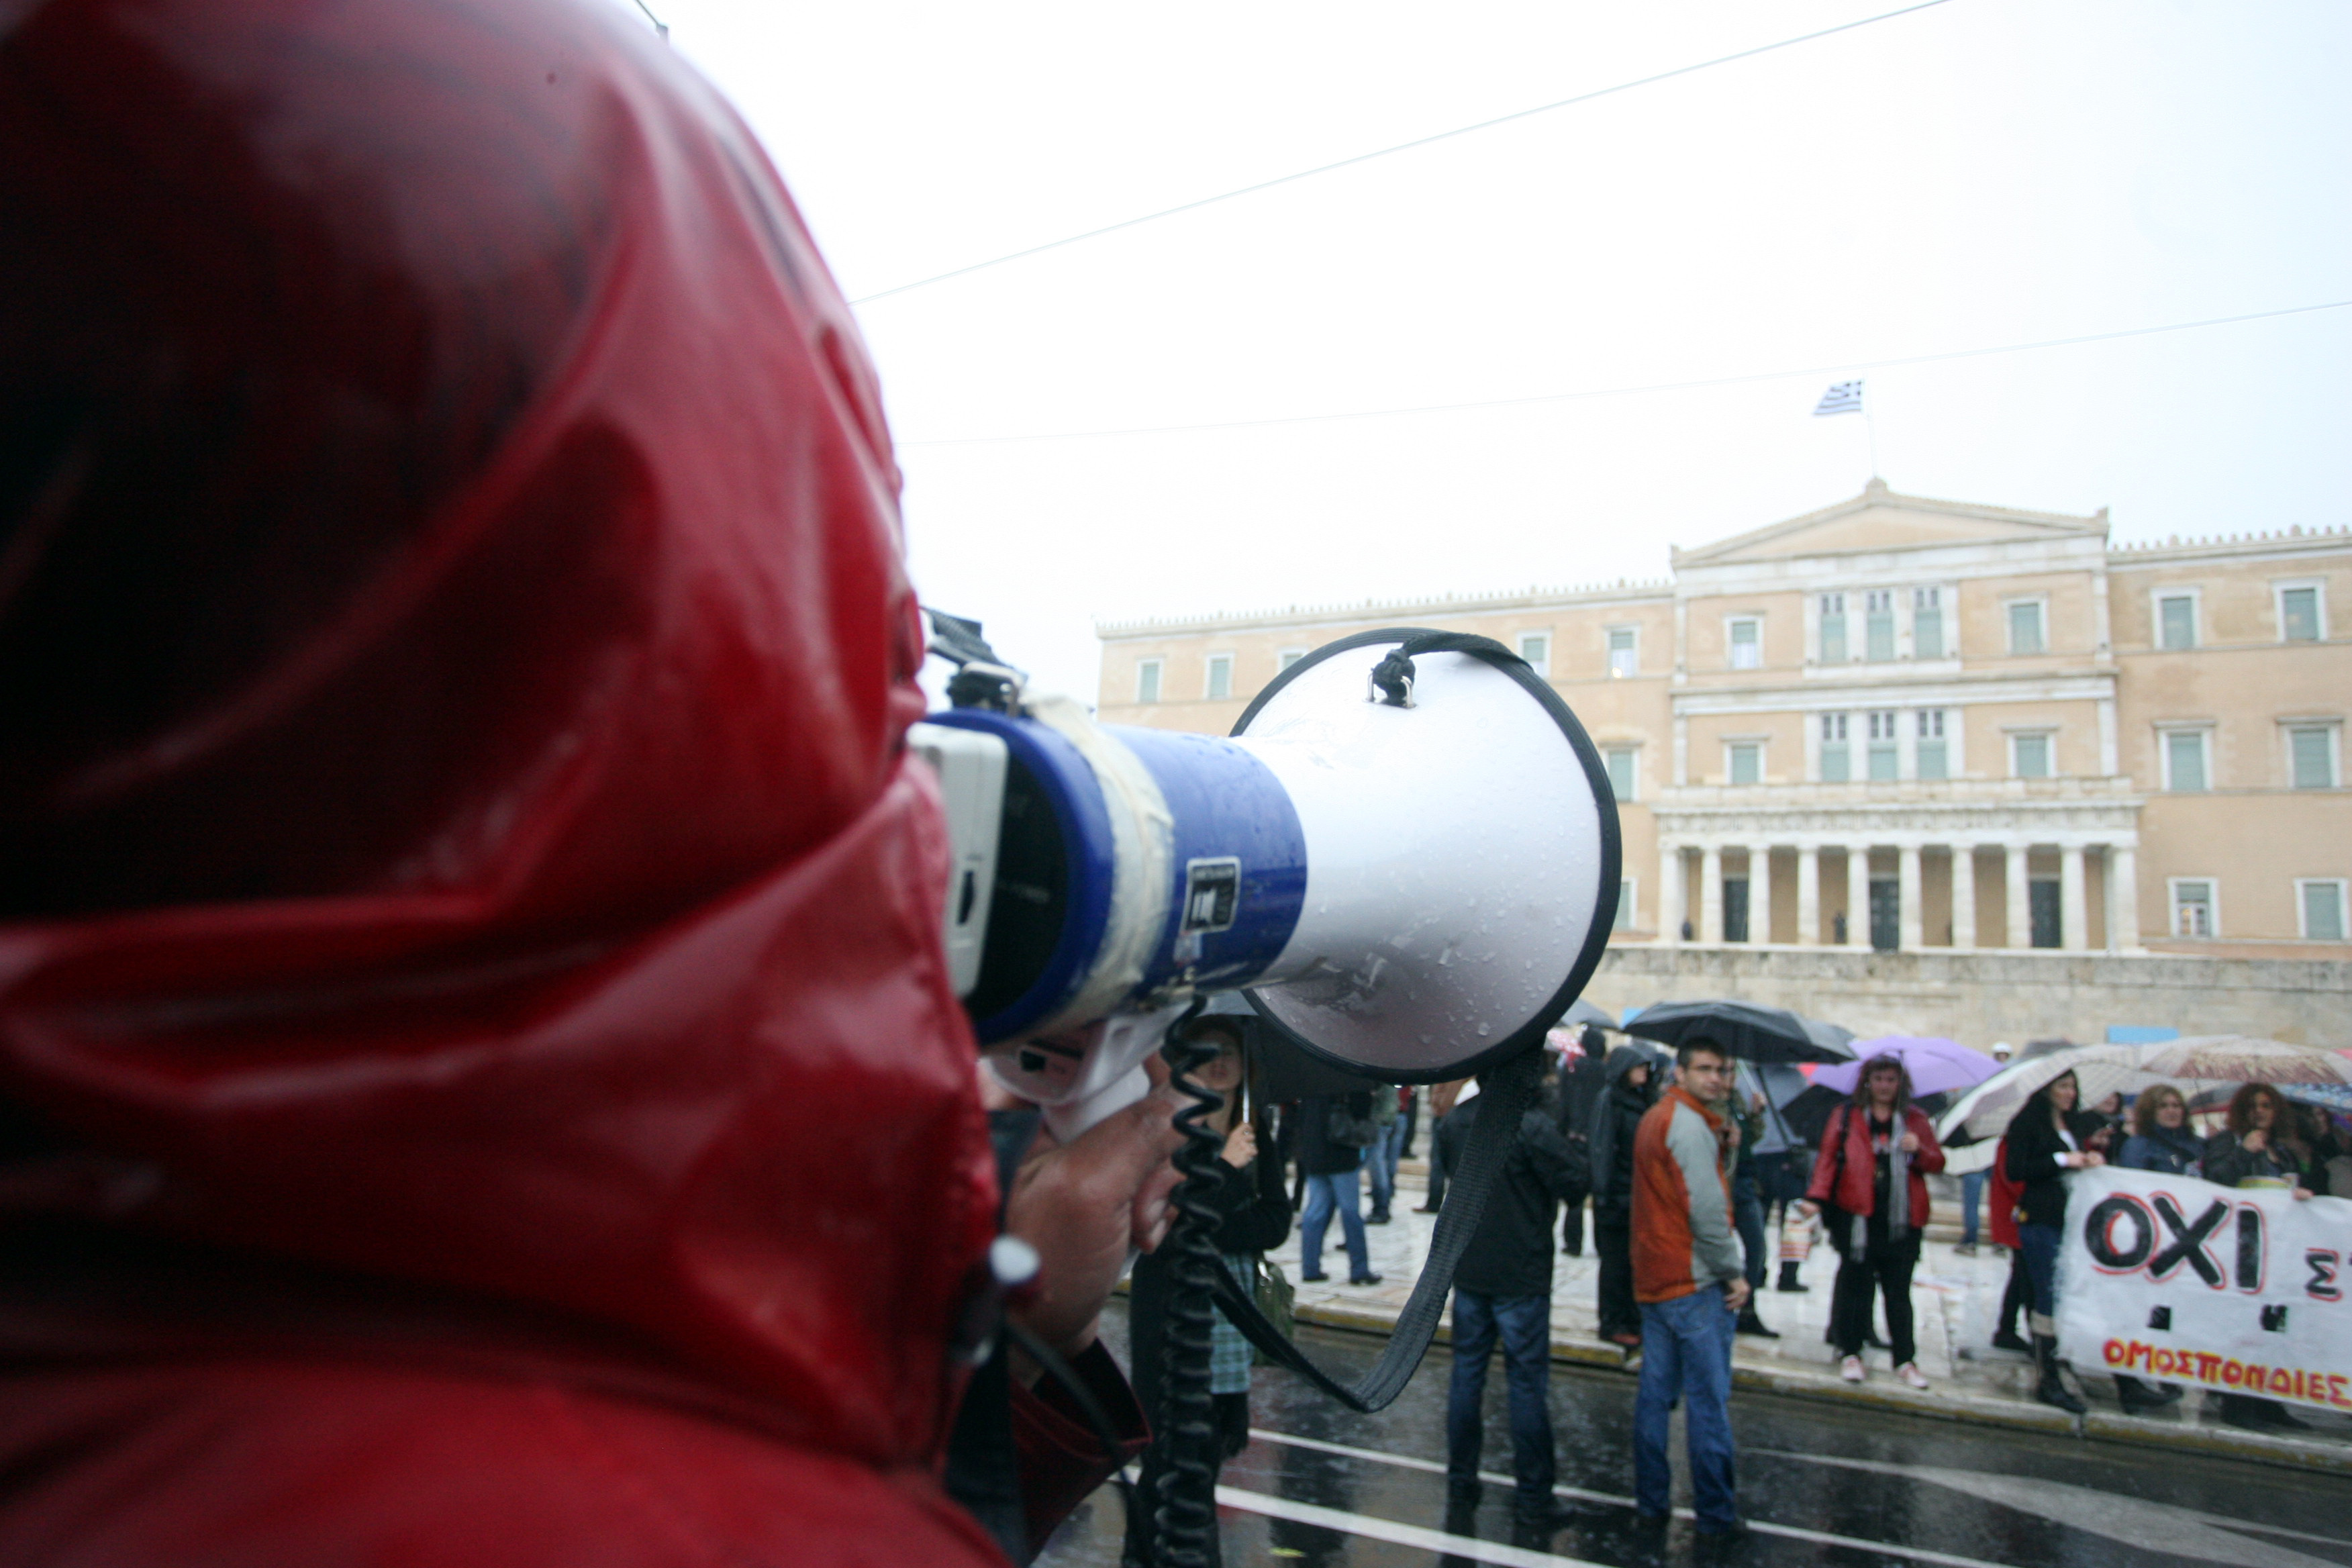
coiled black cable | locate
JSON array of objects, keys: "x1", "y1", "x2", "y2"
[{"x1": 1144, "y1": 1010, "x2": 1224, "y2": 1567}]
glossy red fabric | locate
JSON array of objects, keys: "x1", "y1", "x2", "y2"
[{"x1": 0, "y1": 0, "x2": 1014, "y2": 1561}]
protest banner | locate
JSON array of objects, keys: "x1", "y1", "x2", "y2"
[{"x1": 2056, "y1": 1166, "x2": 2352, "y2": 1412}]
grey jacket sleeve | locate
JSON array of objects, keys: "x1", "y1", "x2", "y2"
[{"x1": 1671, "y1": 1104, "x2": 1745, "y2": 1285}]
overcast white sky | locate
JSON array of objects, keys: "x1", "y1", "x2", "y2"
[{"x1": 634, "y1": 0, "x2": 2351, "y2": 702}]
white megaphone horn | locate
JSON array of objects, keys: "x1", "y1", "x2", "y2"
[{"x1": 910, "y1": 628, "x2": 1620, "y2": 1140}]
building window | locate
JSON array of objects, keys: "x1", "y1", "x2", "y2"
[
  {"x1": 1866, "y1": 709, "x2": 1899, "y2": 781},
  {"x1": 2301, "y1": 879, "x2": 2348, "y2": 942},
  {"x1": 2007, "y1": 599, "x2": 2047, "y2": 654},
  {"x1": 2010, "y1": 731, "x2": 2053, "y2": 779},
  {"x1": 2289, "y1": 724, "x2": 2339, "y2": 788},
  {"x1": 1818, "y1": 594, "x2": 1847, "y2": 663},
  {"x1": 2161, "y1": 728, "x2": 2210, "y2": 792},
  {"x1": 1279, "y1": 648, "x2": 1308, "y2": 671},
  {"x1": 1615, "y1": 877, "x2": 1637, "y2": 932},
  {"x1": 1916, "y1": 709, "x2": 1948, "y2": 779},
  {"x1": 1728, "y1": 618, "x2": 1761, "y2": 671},
  {"x1": 1819, "y1": 714, "x2": 1849, "y2": 782},
  {"x1": 2030, "y1": 879, "x2": 2063, "y2": 947},
  {"x1": 1205, "y1": 654, "x2": 1232, "y2": 701},
  {"x1": 1607, "y1": 626, "x2": 1638, "y2": 678},
  {"x1": 1604, "y1": 746, "x2": 1638, "y2": 802},
  {"x1": 2157, "y1": 593, "x2": 2198, "y2": 650},
  {"x1": 1914, "y1": 587, "x2": 1944, "y2": 659},
  {"x1": 1865, "y1": 589, "x2": 1896, "y2": 663},
  {"x1": 1723, "y1": 877, "x2": 1751, "y2": 942},
  {"x1": 1136, "y1": 659, "x2": 1163, "y2": 704},
  {"x1": 1517, "y1": 632, "x2": 1551, "y2": 675},
  {"x1": 2170, "y1": 879, "x2": 2215, "y2": 938},
  {"x1": 2278, "y1": 583, "x2": 2324, "y2": 642},
  {"x1": 1728, "y1": 742, "x2": 1761, "y2": 785}
]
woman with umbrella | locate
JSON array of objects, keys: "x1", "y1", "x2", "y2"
[
  {"x1": 2204, "y1": 1083, "x2": 2320, "y2": 1197},
  {"x1": 2002, "y1": 1071, "x2": 2104, "y2": 1414},
  {"x1": 1798, "y1": 1057, "x2": 1944, "y2": 1389}
]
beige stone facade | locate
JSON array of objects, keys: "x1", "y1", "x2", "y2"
[{"x1": 1097, "y1": 482, "x2": 2352, "y2": 978}]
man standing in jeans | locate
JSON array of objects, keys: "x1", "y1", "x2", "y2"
[
  {"x1": 1290, "y1": 1091, "x2": 1381, "y2": 1285},
  {"x1": 1629, "y1": 1038, "x2": 1748, "y2": 1540},
  {"x1": 1442, "y1": 1089, "x2": 1605, "y2": 1538}
]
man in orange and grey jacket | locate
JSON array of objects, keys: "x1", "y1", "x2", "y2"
[{"x1": 1629, "y1": 1038, "x2": 1748, "y2": 1538}]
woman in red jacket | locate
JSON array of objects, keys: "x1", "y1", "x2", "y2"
[{"x1": 1800, "y1": 1057, "x2": 1946, "y2": 1390}]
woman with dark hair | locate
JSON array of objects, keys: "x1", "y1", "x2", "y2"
[
  {"x1": 2204, "y1": 1083, "x2": 2317, "y2": 1195},
  {"x1": 2117, "y1": 1084, "x2": 2202, "y2": 1177},
  {"x1": 2199, "y1": 1082, "x2": 2315, "y2": 1430},
  {"x1": 1799, "y1": 1057, "x2": 1944, "y2": 1389},
  {"x1": 2109, "y1": 1084, "x2": 2196, "y2": 1414},
  {"x1": 2002, "y1": 1070, "x2": 2105, "y2": 1413}
]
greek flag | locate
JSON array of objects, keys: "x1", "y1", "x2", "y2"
[{"x1": 1814, "y1": 380, "x2": 1864, "y2": 416}]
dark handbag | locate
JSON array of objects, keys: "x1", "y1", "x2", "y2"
[
  {"x1": 1326, "y1": 1100, "x2": 1379, "y2": 1148},
  {"x1": 1251, "y1": 1255, "x2": 1295, "y2": 1364}
]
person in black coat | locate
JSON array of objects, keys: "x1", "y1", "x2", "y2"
[
  {"x1": 1287, "y1": 1090, "x2": 1380, "y2": 1285},
  {"x1": 1586, "y1": 1044, "x2": 1657, "y2": 1349},
  {"x1": 2002, "y1": 1069, "x2": 2105, "y2": 1413},
  {"x1": 1554, "y1": 1028, "x2": 1610, "y2": 1256},
  {"x1": 1440, "y1": 1090, "x2": 1606, "y2": 1534}
]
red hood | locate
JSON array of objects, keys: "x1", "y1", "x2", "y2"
[{"x1": 0, "y1": 0, "x2": 994, "y2": 1468}]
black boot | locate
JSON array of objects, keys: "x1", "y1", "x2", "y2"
[
  {"x1": 1775, "y1": 1262, "x2": 1808, "y2": 1293},
  {"x1": 2032, "y1": 1334, "x2": 2085, "y2": 1414},
  {"x1": 2113, "y1": 1375, "x2": 2170, "y2": 1415},
  {"x1": 1735, "y1": 1306, "x2": 1779, "y2": 1338}
]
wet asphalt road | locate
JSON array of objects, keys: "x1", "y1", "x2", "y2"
[{"x1": 1039, "y1": 1302, "x2": 2352, "y2": 1568}]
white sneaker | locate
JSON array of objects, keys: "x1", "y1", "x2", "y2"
[
  {"x1": 1895, "y1": 1362, "x2": 1929, "y2": 1390},
  {"x1": 1840, "y1": 1356, "x2": 1865, "y2": 1383}
]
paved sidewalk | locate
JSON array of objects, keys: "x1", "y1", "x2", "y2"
[{"x1": 1258, "y1": 1160, "x2": 2352, "y2": 1477}]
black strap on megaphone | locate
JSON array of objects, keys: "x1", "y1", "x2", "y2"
[{"x1": 1202, "y1": 1043, "x2": 1543, "y2": 1412}]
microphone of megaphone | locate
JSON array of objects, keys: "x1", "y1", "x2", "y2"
[{"x1": 910, "y1": 628, "x2": 1618, "y2": 1139}]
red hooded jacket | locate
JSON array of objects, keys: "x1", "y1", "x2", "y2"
[{"x1": 0, "y1": 1, "x2": 1121, "y2": 1562}]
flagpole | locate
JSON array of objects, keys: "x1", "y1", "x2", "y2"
[{"x1": 1863, "y1": 396, "x2": 1879, "y2": 480}]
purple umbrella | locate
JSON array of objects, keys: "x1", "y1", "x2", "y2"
[{"x1": 1812, "y1": 1036, "x2": 2002, "y2": 1099}]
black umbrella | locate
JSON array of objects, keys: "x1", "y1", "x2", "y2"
[{"x1": 1622, "y1": 999, "x2": 1857, "y2": 1066}]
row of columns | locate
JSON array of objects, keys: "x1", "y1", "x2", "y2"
[{"x1": 1657, "y1": 840, "x2": 2141, "y2": 953}]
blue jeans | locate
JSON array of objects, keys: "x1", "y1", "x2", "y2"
[
  {"x1": 1634, "y1": 1288, "x2": 1738, "y2": 1530},
  {"x1": 2018, "y1": 1221, "x2": 2061, "y2": 1326},
  {"x1": 1732, "y1": 1168, "x2": 1767, "y2": 1291},
  {"x1": 1961, "y1": 1170, "x2": 1986, "y2": 1246},
  {"x1": 1367, "y1": 1119, "x2": 1406, "y2": 1219},
  {"x1": 1300, "y1": 1168, "x2": 1369, "y2": 1280},
  {"x1": 1447, "y1": 1291, "x2": 1554, "y2": 1504}
]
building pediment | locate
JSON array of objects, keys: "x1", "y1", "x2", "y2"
[{"x1": 1674, "y1": 479, "x2": 2107, "y2": 568}]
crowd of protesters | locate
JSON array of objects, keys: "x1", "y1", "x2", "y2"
[{"x1": 1177, "y1": 1022, "x2": 2350, "y2": 1559}]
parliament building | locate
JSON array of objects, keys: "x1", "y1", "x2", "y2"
[{"x1": 1095, "y1": 483, "x2": 2352, "y2": 991}]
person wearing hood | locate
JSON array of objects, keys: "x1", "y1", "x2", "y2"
[
  {"x1": 0, "y1": 3, "x2": 1176, "y2": 1563},
  {"x1": 1587, "y1": 1044, "x2": 1658, "y2": 1349},
  {"x1": 1554, "y1": 1027, "x2": 1609, "y2": 1256}
]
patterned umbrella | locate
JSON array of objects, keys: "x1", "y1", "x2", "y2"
[
  {"x1": 2135, "y1": 1036, "x2": 2352, "y2": 1085},
  {"x1": 1940, "y1": 1038, "x2": 2352, "y2": 1147},
  {"x1": 1812, "y1": 1036, "x2": 2002, "y2": 1099}
]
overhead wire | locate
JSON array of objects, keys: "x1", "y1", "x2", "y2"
[
  {"x1": 847, "y1": 0, "x2": 1959, "y2": 305},
  {"x1": 896, "y1": 297, "x2": 2352, "y2": 448}
]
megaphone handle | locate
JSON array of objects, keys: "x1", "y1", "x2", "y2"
[{"x1": 1038, "y1": 1063, "x2": 1150, "y2": 1146}]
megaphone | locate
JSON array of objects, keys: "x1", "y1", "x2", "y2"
[{"x1": 910, "y1": 629, "x2": 1618, "y2": 1138}]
